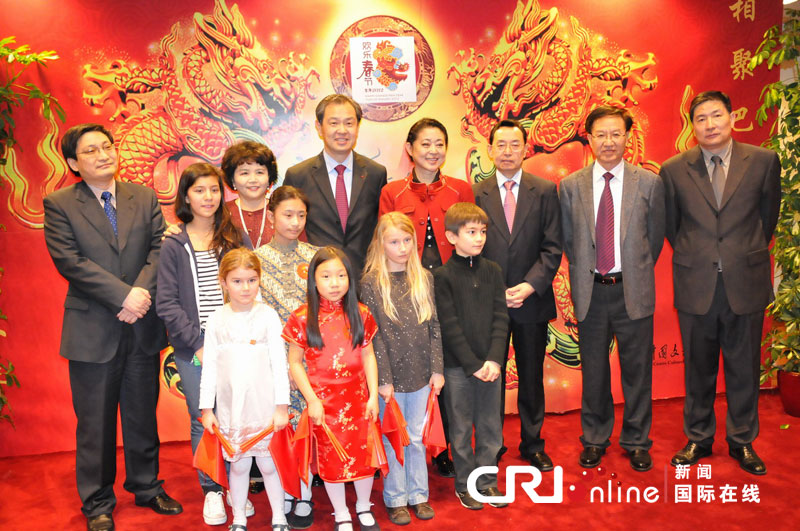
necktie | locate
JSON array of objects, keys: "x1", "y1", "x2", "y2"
[
  {"x1": 100, "y1": 191, "x2": 118, "y2": 236},
  {"x1": 710, "y1": 155, "x2": 725, "y2": 206},
  {"x1": 595, "y1": 172, "x2": 614, "y2": 276},
  {"x1": 334, "y1": 164, "x2": 348, "y2": 232},
  {"x1": 503, "y1": 179, "x2": 516, "y2": 233}
]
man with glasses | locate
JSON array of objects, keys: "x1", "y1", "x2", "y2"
[
  {"x1": 473, "y1": 119, "x2": 562, "y2": 473},
  {"x1": 559, "y1": 106, "x2": 665, "y2": 472},
  {"x1": 44, "y1": 123, "x2": 182, "y2": 531}
]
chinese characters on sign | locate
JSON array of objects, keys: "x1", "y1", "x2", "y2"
[
  {"x1": 350, "y1": 36, "x2": 417, "y2": 104},
  {"x1": 729, "y1": 0, "x2": 756, "y2": 22},
  {"x1": 672, "y1": 464, "x2": 760, "y2": 503}
]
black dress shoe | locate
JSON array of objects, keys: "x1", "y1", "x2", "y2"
[
  {"x1": 670, "y1": 442, "x2": 712, "y2": 466},
  {"x1": 477, "y1": 486, "x2": 508, "y2": 508},
  {"x1": 528, "y1": 451, "x2": 554, "y2": 472},
  {"x1": 579, "y1": 446, "x2": 604, "y2": 468},
  {"x1": 628, "y1": 449, "x2": 653, "y2": 472},
  {"x1": 729, "y1": 444, "x2": 767, "y2": 475},
  {"x1": 432, "y1": 452, "x2": 455, "y2": 478},
  {"x1": 135, "y1": 492, "x2": 183, "y2": 515},
  {"x1": 87, "y1": 513, "x2": 114, "y2": 531}
]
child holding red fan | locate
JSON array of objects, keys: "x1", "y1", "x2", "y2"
[
  {"x1": 199, "y1": 248, "x2": 290, "y2": 531},
  {"x1": 282, "y1": 246, "x2": 382, "y2": 531},
  {"x1": 361, "y1": 212, "x2": 444, "y2": 526}
]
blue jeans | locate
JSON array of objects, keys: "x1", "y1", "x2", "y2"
[
  {"x1": 175, "y1": 354, "x2": 223, "y2": 493},
  {"x1": 379, "y1": 386, "x2": 430, "y2": 507}
]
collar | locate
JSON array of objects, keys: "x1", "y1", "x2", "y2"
[
  {"x1": 408, "y1": 170, "x2": 445, "y2": 196},
  {"x1": 86, "y1": 179, "x2": 117, "y2": 201},
  {"x1": 322, "y1": 150, "x2": 354, "y2": 174},
  {"x1": 496, "y1": 169, "x2": 522, "y2": 190},
  {"x1": 268, "y1": 238, "x2": 299, "y2": 253},
  {"x1": 450, "y1": 250, "x2": 481, "y2": 268},
  {"x1": 592, "y1": 159, "x2": 624, "y2": 182},
  {"x1": 700, "y1": 139, "x2": 733, "y2": 166},
  {"x1": 319, "y1": 296, "x2": 344, "y2": 312},
  {"x1": 411, "y1": 169, "x2": 441, "y2": 184}
]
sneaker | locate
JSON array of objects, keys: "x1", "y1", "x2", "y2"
[
  {"x1": 408, "y1": 501, "x2": 434, "y2": 520},
  {"x1": 226, "y1": 491, "x2": 255, "y2": 517},
  {"x1": 203, "y1": 491, "x2": 227, "y2": 525},
  {"x1": 386, "y1": 506, "x2": 411, "y2": 526},
  {"x1": 455, "y1": 490, "x2": 483, "y2": 510}
]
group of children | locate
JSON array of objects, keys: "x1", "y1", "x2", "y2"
[{"x1": 156, "y1": 120, "x2": 505, "y2": 531}]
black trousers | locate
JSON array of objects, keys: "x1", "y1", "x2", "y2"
[
  {"x1": 501, "y1": 320, "x2": 548, "y2": 457},
  {"x1": 68, "y1": 325, "x2": 164, "y2": 517},
  {"x1": 578, "y1": 281, "x2": 653, "y2": 451},
  {"x1": 678, "y1": 273, "x2": 764, "y2": 448}
]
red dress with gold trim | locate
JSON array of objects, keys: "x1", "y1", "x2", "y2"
[{"x1": 282, "y1": 298, "x2": 379, "y2": 482}]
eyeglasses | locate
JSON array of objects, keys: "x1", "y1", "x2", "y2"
[
  {"x1": 590, "y1": 132, "x2": 626, "y2": 141},
  {"x1": 77, "y1": 143, "x2": 116, "y2": 158}
]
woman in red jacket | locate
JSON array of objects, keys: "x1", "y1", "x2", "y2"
[
  {"x1": 379, "y1": 118, "x2": 475, "y2": 272},
  {"x1": 378, "y1": 118, "x2": 474, "y2": 478}
]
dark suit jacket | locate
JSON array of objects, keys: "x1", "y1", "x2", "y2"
[
  {"x1": 660, "y1": 141, "x2": 781, "y2": 315},
  {"x1": 43, "y1": 180, "x2": 167, "y2": 362},
  {"x1": 284, "y1": 151, "x2": 387, "y2": 272},
  {"x1": 560, "y1": 162, "x2": 665, "y2": 321},
  {"x1": 473, "y1": 171, "x2": 562, "y2": 323}
]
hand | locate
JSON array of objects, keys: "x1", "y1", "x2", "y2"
[
  {"x1": 116, "y1": 307, "x2": 139, "y2": 324},
  {"x1": 429, "y1": 373, "x2": 445, "y2": 395},
  {"x1": 122, "y1": 286, "x2": 151, "y2": 317},
  {"x1": 201, "y1": 409, "x2": 218, "y2": 432},
  {"x1": 473, "y1": 364, "x2": 488, "y2": 381},
  {"x1": 365, "y1": 395, "x2": 379, "y2": 422},
  {"x1": 273, "y1": 406, "x2": 289, "y2": 431},
  {"x1": 378, "y1": 384, "x2": 394, "y2": 403},
  {"x1": 506, "y1": 282, "x2": 534, "y2": 308},
  {"x1": 308, "y1": 398, "x2": 324, "y2": 426},
  {"x1": 194, "y1": 347, "x2": 204, "y2": 365},
  {"x1": 162, "y1": 222, "x2": 182, "y2": 240},
  {"x1": 483, "y1": 361, "x2": 501, "y2": 382}
]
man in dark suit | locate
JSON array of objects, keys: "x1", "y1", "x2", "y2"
[
  {"x1": 559, "y1": 106, "x2": 665, "y2": 472},
  {"x1": 44, "y1": 124, "x2": 182, "y2": 531},
  {"x1": 660, "y1": 91, "x2": 781, "y2": 475},
  {"x1": 284, "y1": 94, "x2": 387, "y2": 273},
  {"x1": 473, "y1": 119, "x2": 562, "y2": 471}
]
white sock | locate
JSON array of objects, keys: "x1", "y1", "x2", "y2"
[
  {"x1": 255, "y1": 456, "x2": 288, "y2": 525},
  {"x1": 229, "y1": 457, "x2": 252, "y2": 525},
  {"x1": 324, "y1": 481, "x2": 351, "y2": 523},
  {"x1": 354, "y1": 477, "x2": 375, "y2": 525},
  {"x1": 294, "y1": 470, "x2": 313, "y2": 516}
]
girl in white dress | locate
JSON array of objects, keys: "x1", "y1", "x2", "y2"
[{"x1": 200, "y1": 248, "x2": 290, "y2": 531}]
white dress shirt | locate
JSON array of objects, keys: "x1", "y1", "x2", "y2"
[
  {"x1": 87, "y1": 180, "x2": 117, "y2": 209},
  {"x1": 323, "y1": 150, "x2": 354, "y2": 204},
  {"x1": 592, "y1": 160, "x2": 623, "y2": 274},
  {"x1": 496, "y1": 169, "x2": 522, "y2": 203}
]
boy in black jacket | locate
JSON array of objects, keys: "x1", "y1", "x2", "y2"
[{"x1": 433, "y1": 202, "x2": 510, "y2": 510}]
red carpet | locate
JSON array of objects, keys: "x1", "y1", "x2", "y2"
[{"x1": 1, "y1": 391, "x2": 797, "y2": 530}]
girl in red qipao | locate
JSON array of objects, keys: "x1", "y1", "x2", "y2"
[{"x1": 282, "y1": 246, "x2": 382, "y2": 531}]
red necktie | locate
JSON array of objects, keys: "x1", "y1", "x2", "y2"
[
  {"x1": 334, "y1": 164, "x2": 348, "y2": 232},
  {"x1": 503, "y1": 180, "x2": 516, "y2": 232},
  {"x1": 595, "y1": 172, "x2": 615, "y2": 276}
]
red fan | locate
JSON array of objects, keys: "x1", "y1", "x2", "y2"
[
  {"x1": 381, "y1": 397, "x2": 410, "y2": 465},
  {"x1": 422, "y1": 389, "x2": 447, "y2": 456}
]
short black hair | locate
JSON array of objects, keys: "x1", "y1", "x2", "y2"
[
  {"x1": 220, "y1": 141, "x2": 278, "y2": 190},
  {"x1": 585, "y1": 105, "x2": 634, "y2": 134},
  {"x1": 689, "y1": 91, "x2": 732, "y2": 121},
  {"x1": 61, "y1": 123, "x2": 114, "y2": 176},
  {"x1": 315, "y1": 94, "x2": 363, "y2": 124},
  {"x1": 406, "y1": 117, "x2": 448, "y2": 146},
  {"x1": 488, "y1": 119, "x2": 527, "y2": 145},
  {"x1": 445, "y1": 202, "x2": 489, "y2": 234}
]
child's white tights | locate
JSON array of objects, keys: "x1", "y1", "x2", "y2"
[
  {"x1": 324, "y1": 476, "x2": 375, "y2": 529},
  {"x1": 229, "y1": 455, "x2": 287, "y2": 526}
]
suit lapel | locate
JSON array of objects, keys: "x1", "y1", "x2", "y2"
[
  {"x1": 576, "y1": 167, "x2": 596, "y2": 244},
  {"x1": 481, "y1": 176, "x2": 510, "y2": 242},
  {"x1": 75, "y1": 181, "x2": 119, "y2": 251},
  {"x1": 510, "y1": 173, "x2": 535, "y2": 245},
  {"x1": 620, "y1": 162, "x2": 641, "y2": 246},
  {"x1": 115, "y1": 181, "x2": 135, "y2": 251},
  {"x1": 347, "y1": 153, "x2": 367, "y2": 229},
  {"x1": 310, "y1": 152, "x2": 340, "y2": 225},
  {"x1": 685, "y1": 147, "x2": 718, "y2": 211},
  {"x1": 719, "y1": 140, "x2": 748, "y2": 211}
]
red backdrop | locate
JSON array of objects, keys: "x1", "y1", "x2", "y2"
[{"x1": 0, "y1": 0, "x2": 780, "y2": 457}]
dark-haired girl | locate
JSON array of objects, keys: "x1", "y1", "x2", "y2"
[
  {"x1": 156, "y1": 162, "x2": 249, "y2": 525},
  {"x1": 282, "y1": 247, "x2": 382, "y2": 531}
]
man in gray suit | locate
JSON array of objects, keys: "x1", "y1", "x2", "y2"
[
  {"x1": 559, "y1": 106, "x2": 665, "y2": 472},
  {"x1": 284, "y1": 94, "x2": 386, "y2": 273},
  {"x1": 44, "y1": 124, "x2": 182, "y2": 531},
  {"x1": 661, "y1": 91, "x2": 781, "y2": 475}
]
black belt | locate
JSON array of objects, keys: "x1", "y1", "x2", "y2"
[{"x1": 594, "y1": 272, "x2": 623, "y2": 285}]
